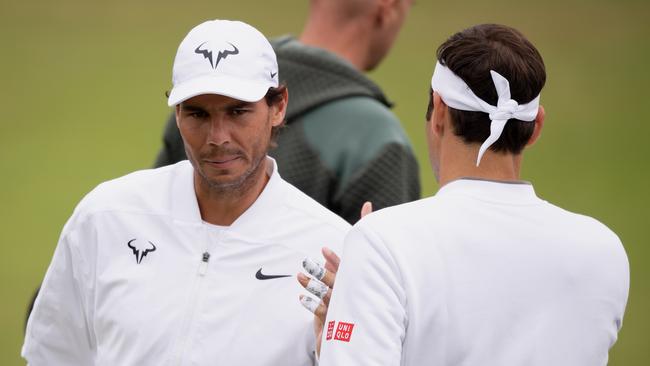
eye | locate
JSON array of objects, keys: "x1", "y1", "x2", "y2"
[
  {"x1": 188, "y1": 111, "x2": 208, "y2": 119},
  {"x1": 229, "y1": 107, "x2": 249, "y2": 116}
]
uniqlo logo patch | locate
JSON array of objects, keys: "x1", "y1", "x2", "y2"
[
  {"x1": 333, "y1": 322, "x2": 355, "y2": 342},
  {"x1": 326, "y1": 321, "x2": 335, "y2": 340}
]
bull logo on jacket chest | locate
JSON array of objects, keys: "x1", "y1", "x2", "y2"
[{"x1": 127, "y1": 239, "x2": 157, "y2": 264}]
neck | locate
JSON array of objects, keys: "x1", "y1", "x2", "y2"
[
  {"x1": 194, "y1": 158, "x2": 270, "y2": 226},
  {"x1": 438, "y1": 142, "x2": 523, "y2": 187},
  {"x1": 299, "y1": 15, "x2": 371, "y2": 71}
]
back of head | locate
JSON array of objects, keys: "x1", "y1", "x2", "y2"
[
  {"x1": 435, "y1": 24, "x2": 546, "y2": 154},
  {"x1": 308, "y1": 0, "x2": 373, "y2": 24},
  {"x1": 303, "y1": 0, "x2": 411, "y2": 71}
]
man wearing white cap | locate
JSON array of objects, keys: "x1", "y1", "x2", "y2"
[
  {"x1": 318, "y1": 24, "x2": 629, "y2": 365},
  {"x1": 153, "y1": 0, "x2": 420, "y2": 225},
  {"x1": 23, "y1": 20, "x2": 349, "y2": 365}
]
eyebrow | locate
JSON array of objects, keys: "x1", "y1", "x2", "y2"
[
  {"x1": 181, "y1": 101, "x2": 253, "y2": 111},
  {"x1": 227, "y1": 101, "x2": 253, "y2": 109},
  {"x1": 181, "y1": 105, "x2": 207, "y2": 112}
]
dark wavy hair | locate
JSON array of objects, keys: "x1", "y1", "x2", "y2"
[
  {"x1": 426, "y1": 24, "x2": 546, "y2": 154},
  {"x1": 264, "y1": 84, "x2": 287, "y2": 146}
]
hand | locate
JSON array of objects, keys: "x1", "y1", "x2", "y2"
[
  {"x1": 298, "y1": 247, "x2": 340, "y2": 357},
  {"x1": 297, "y1": 202, "x2": 372, "y2": 357},
  {"x1": 360, "y1": 201, "x2": 373, "y2": 219}
]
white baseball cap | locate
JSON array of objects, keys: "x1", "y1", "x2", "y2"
[{"x1": 167, "y1": 19, "x2": 279, "y2": 106}]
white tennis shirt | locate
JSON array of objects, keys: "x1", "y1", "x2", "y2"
[
  {"x1": 23, "y1": 158, "x2": 349, "y2": 366},
  {"x1": 320, "y1": 179, "x2": 629, "y2": 366}
]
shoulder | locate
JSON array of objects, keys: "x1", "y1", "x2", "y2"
[
  {"x1": 74, "y1": 161, "x2": 189, "y2": 218},
  {"x1": 337, "y1": 200, "x2": 437, "y2": 282},
  {"x1": 247, "y1": 175, "x2": 350, "y2": 254},
  {"x1": 299, "y1": 97, "x2": 415, "y2": 178},
  {"x1": 281, "y1": 180, "x2": 351, "y2": 234},
  {"x1": 344, "y1": 198, "x2": 436, "y2": 258},
  {"x1": 543, "y1": 202, "x2": 625, "y2": 250},
  {"x1": 303, "y1": 96, "x2": 409, "y2": 146},
  {"x1": 357, "y1": 197, "x2": 437, "y2": 233}
]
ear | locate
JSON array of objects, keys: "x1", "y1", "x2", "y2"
[
  {"x1": 430, "y1": 92, "x2": 448, "y2": 137},
  {"x1": 526, "y1": 105, "x2": 545, "y2": 146},
  {"x1": 375, "y1": 0, "x2": 399, "y2": 24},
  {"x1": 175, "y1": 105, "x2": 181, "y2": 128},
  {"x1": 270, "y1": 88, "x2": 289, "y2": 127}
]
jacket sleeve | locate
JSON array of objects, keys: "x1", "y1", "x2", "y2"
[
  {"x1": 295, "y1": 96, "x2": 421, "y2": 224},
  {"x1": 334, "y1": 143, "x2": 420, "y2": 224},
  {"x1": 153, "y1": 113, "x2": 187, "y2": 168},
  {"x1": 22, "y1": 225, "x2": 96, "y2": 365},
  {"x1": 318, "y1": 223, "x2": 407, "y2": 365}
]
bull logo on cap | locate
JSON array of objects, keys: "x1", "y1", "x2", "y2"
[{"x1": 194, "y1": 41, "x2": 239, "y2": 69}]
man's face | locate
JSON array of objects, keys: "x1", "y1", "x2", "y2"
[{"x1": 176, "y1": 92, "x2": 285, "y2": 193}]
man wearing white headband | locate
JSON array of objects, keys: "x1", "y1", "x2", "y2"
[
  {"x1": 23, "y1": 20, "x2": 349, "y2": 365},
  {"x1": 319, "y1": 24, "x2": 629, "y2": 365}
]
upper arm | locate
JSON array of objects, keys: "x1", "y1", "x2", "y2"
[
  {"x1": 319, "y1": 224, "x2": 407, "y2": 365},
  {"x1": 22, "y1": 226, "x2": 96, "y2": 365},
  {"x1": 301, "y1": 97, "x2": 421, "y2": 222},
  {"x1": 301, "y1": 97, "x2": 415, "y2": 186}
]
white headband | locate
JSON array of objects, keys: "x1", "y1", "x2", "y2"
[{"x1": 430, "y1": 61, "x2": 540, "y2": 166}]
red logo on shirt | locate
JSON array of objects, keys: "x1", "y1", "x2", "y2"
[
  {"x1": 326, "y1": 321, "x2": 335, "y2": 340},
  {"x1": 333, "y1": 322, "x2": 355, "y2": 342}
]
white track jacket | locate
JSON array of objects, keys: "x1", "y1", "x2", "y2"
[
  {"x1": 320, "y1": 179, "x2": 629, "y2": 366},
  {"x1": 23, "y1": 158, "x2": 349, "y2": 366}
]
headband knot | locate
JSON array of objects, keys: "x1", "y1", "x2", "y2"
[
  {"x1": 490, "y1": 99, "x2": 519, "y2": 121},
  {"x1": 431, "y1": 62, "x2": 541, "y2": 166}
]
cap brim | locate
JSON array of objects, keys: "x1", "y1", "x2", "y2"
[{"x1": 167, "y1": 74, "x2": 273, "y2": 106}]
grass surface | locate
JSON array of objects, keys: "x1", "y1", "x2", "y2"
[{"x1": 1, "y1": 0, "x2": 648, "y2": 364}]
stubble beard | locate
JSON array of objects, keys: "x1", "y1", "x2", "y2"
[
  {"x1": 204, "y1": 151, "x2": 266, "y2": 197},
  {"x1": 190, "y1": 139, "x2": 269, "y2": 199}
]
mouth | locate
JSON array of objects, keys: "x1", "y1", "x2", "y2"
[{"x1": 204, "y1": 156, "x2": 241, "y2": 168}]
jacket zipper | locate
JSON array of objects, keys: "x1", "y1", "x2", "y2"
[
  {"x1": 171, "y1": 245, "x2": 212, "y2": 365},
  {"x1": 199, "y1": 252, "x2": 211, "y2": 275}
]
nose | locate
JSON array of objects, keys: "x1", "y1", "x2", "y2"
[{"x1": 207, "y1": 115, "x2": 230, "y2": 146}]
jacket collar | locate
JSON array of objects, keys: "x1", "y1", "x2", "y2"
[
  {"x1": 437, "y1": 178, "x2": 543, "y2": 205},
  {"x1": 170, "y1": 157, "x2": 288, "y2": 233}
]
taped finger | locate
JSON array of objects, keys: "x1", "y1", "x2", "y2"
[
  {"x1": 303, "y1": 257, "x2": 327, "y2": 280},
  {"x1": 299, "y1": 295, "x2": 320, "y2": 314},
  {"x1": 306, "y1": 278, "x2": 329, "y2": 300}
]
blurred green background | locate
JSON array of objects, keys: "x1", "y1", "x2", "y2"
[{"x1": 1, "y1": 0, "x2": 648, "y2": 364}]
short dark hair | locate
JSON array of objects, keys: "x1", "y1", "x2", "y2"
[
  {"x1": 427, "y1": 24, "x2": 546, "y2": 155},
  {"x1": 166, "y1": 84, "x2": 288, "y2": 146},
  {"x1": 264, "y1": 84, "x2": 287, "y2": 146}
]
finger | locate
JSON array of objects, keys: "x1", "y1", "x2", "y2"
[
  {"x1": 322, "y1": 247, "x2": 341, "y2": 273},
  {"x1": 303, "y1": 257, "x2": 326, "y2": 280},
  {"x1": 299, "y1": 295, "x2": 327, "y2": 322},
  {"x1": 322, "y1": 287, "x2": 332, "y2": 307},
  {"x1": 298, "y1": 273, "x2": 329, "y2": 300},
  {"x1": 300, "y1": 294, "x2": 320, "y2": 313},
  {"x1": 306, "y1": 278, "x2": 329, "y2": 300},
  {"x1": 297, "y1": 272, "x2": 310, "y2": 287},
  {"x1": 360, "y1": 201, "x2": 373, "y2": 218},
  {"x1": 323, "y1": 261, "x2": 337, "y2": 274},
  {"x1": 303, "y1": 257, "x2": 336, "y2": 288}
]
